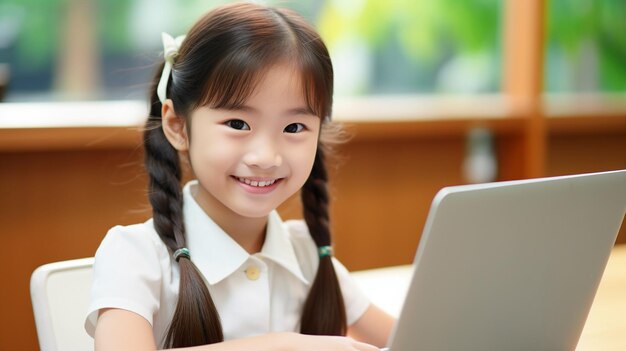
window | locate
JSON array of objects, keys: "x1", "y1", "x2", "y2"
[
  {"x1": 0, "y1": 0, "x2": 502, "y2": 101},
  {"x1": 545, "y1": 0, "x2": 626, "y2": 92}
]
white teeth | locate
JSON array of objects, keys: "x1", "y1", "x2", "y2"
[{"x1": 236, "y1": 177, "x2": 276, "y2": 187}]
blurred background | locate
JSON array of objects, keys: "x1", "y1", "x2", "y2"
[
  {"x1": 0, "y1": 0, "x2": 625, "y2": 101},
  {"x1": 0, "y1": 0, "x2": 625, "y2": 350}
]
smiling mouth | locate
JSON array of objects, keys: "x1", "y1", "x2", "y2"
[{"x1": 234, "y1": 176, "x2": 281, "y2": 187}]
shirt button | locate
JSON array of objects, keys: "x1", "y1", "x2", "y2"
[{"x1": 245, "y1": 266, "x2": 261, "y2": 281}]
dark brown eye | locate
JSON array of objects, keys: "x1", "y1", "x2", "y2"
[
  {"x1": 226, "y1": 119, "x2": 250, "y2": 130},
  {"x1": 284, "y1": 123, "x2": 305, "y2": 133}
]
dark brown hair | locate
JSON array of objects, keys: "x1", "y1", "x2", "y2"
[{"x1": 143, "y1": 2, "x2": 345, "y2": 348}]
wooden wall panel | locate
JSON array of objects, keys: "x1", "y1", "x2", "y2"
[
  {"x1": 330, "y1": 137, "x2": 466, "y2": 270},
  {"x1": 0, "y1": 150, "x2": 148, "y2": 351},
  {"x1": 547, "y1": 134, "x2": 626, "y2": 177},
  {"x1": 547, "y1": 133, "x2": 626, "y2": 244}
]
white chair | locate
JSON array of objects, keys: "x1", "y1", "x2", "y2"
[{"x1": 30, "y1": 258, "x2": 95, "y2": 351}]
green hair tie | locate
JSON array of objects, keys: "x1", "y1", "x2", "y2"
[
  {"x1": 173, "y1": 247, "x2": 190, "y2": 262},
  {"x1": 318, "y1": 246, "x2": 333, "y2": 258}
]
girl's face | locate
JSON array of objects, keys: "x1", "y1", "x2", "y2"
[{"x1": 186, "y1": 63, "x2": 321, "y2": 220}]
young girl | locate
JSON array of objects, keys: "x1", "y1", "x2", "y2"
[{"x1": 85, "y1": 2, "x2": 394, "y2": 350}]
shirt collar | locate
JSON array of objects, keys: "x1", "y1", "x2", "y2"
[
  {"x1": 182, "y1": 181, "x2": 308, "y2": 285},
  {"x1": 259, "y1": 211, "x2": 308, "y2": 284}
]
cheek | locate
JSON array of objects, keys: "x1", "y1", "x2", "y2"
[
  {"x1": 288, "y1": 138, "x2": 319, "y2": 179},
  {"x1": 188, "y1": 136, "x2": 236, "y2": 178}
]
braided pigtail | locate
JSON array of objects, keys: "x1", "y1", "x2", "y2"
[
  {"x1": 299, "y1": 146, "x2": 347, "y2": 336},
  {"x1": 144, "y1": 65, "x2": 223, "y2": 348}
]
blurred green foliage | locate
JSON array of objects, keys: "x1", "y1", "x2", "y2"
[
  {"x1": 97, "y1": 0, "x2": 132, "y2": 53},
  {"x1": 319, "y1": 0, "x2": 500, "y2": 62},
  {"x1": 0, "y1": 0, "x2": 133, "y2": 67},
  {"x1": 546, "y1": 0, "x2": 626, "y2": 91},
  {"x1": 0, "y1": 0, "x2": 624, "y2": 95},
  {"x1": 0, "y1": 0, "x2": 60, "y2": 68},
  {"x1": 317, "y1": 0, "x2": 501, "y2": 93}
]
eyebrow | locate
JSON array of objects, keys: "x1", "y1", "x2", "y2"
[{"x1": 225, "y1": 104, "x2": 316, "y2": 117}]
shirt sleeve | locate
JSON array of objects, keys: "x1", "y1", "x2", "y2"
[{"x1": 84, "y1": 223, "x2": 163, "y2": 337}]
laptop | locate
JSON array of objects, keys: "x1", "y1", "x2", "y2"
[{"x1": 383, "y1": 169, "x2": 626, "y2": 351}]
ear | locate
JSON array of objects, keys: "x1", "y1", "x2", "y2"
[{"x1": 161, "y1": 99, "x2": 189, "y2": 151}]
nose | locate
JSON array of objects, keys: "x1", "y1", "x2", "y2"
[{"x1": 243, "y1": 137, "x2": 283, "y2": 170}]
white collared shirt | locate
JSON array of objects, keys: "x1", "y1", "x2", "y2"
[{"x1": 85, "y1": 181, "x2": 370, "y2": 347}]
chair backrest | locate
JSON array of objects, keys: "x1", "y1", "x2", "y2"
[{"x1": 30, "y1": 258, "x2": 94, "y2": 351}]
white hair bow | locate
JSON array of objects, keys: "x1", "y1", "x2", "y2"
[{"x1": 157, "y1": 32, "x2": 186, "y2": 103}]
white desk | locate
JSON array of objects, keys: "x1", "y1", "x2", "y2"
[{"x1": 351, "y1": 245, "x2": 626, "y2": 350}]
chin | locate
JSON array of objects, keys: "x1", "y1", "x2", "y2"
[{"x1": 230, "y1": 204, "x2": 277, "y2": 219}]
